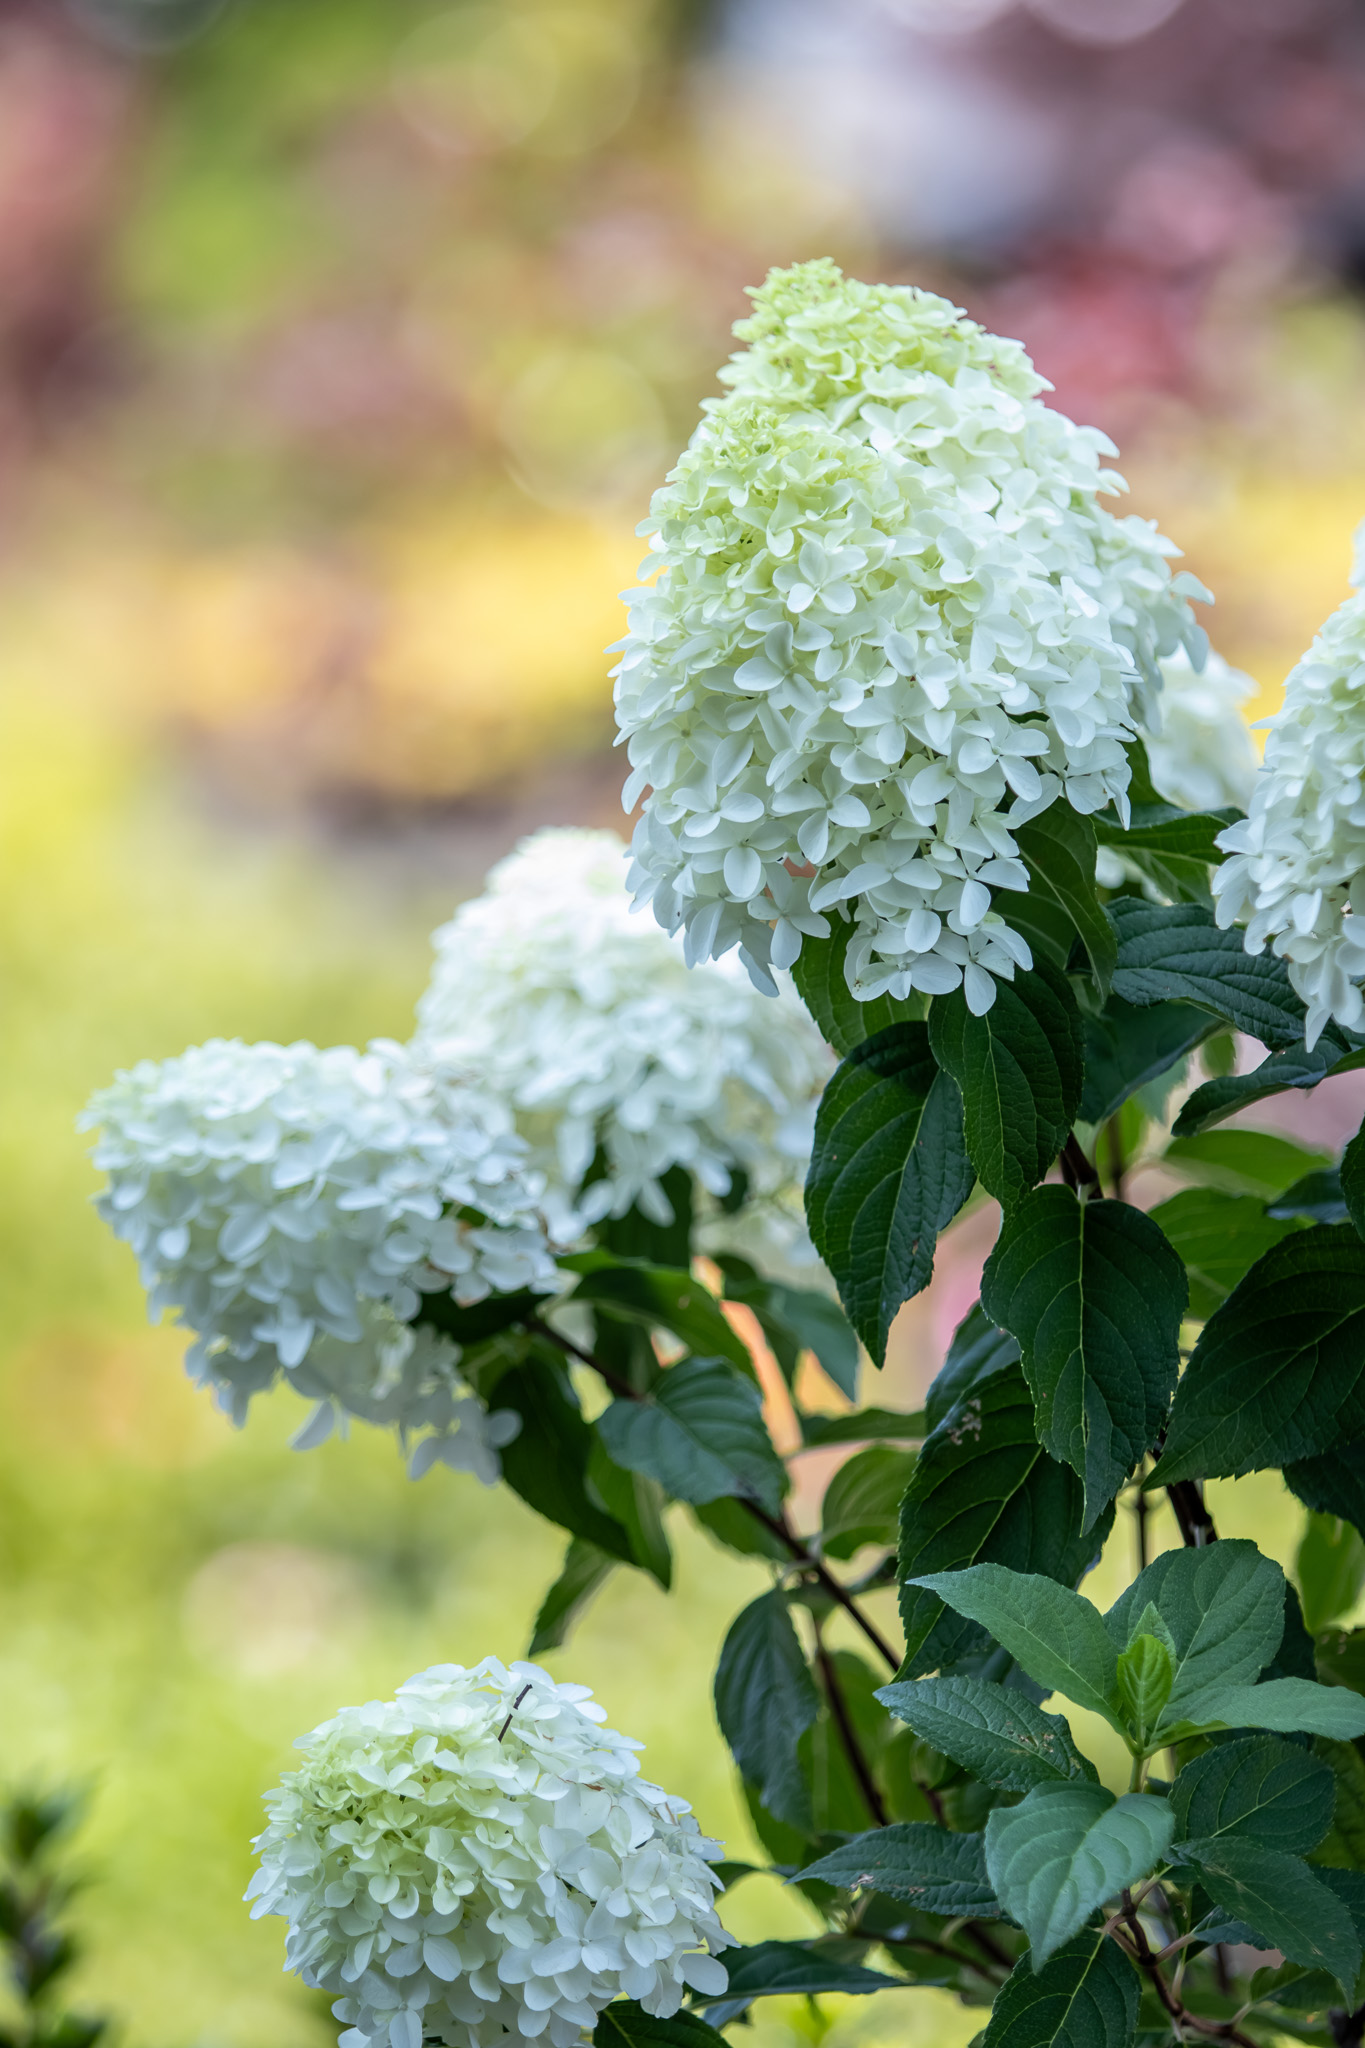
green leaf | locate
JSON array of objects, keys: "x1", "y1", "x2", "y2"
[
  {"x1": 790, "y1": 915, "x2": 926, "y2": 1055},
  {"x1": 876, "y1": 1674, "x2": 1099, "y2": 1792},
  {"x1": 413, "y1": 1288, "x2": 543, "y2": 1345},
  {"x1": 691, "y1": 1496, "x2": 789, "y2": 1562},
  {"x1": 1174, "y1": 1839, "x2": 1362, "y2": 1997},
  {"x1": 715, "y1": 1257, "x2": 860, "y2": 1397},
  {"x1": 797, "y1": 1407, "x2": 925, "y2": 1448},
  {"x1": 897, "y1": 1370, "x2": 1108, "y2": 1679},
  {"x1": 594, "y1": 2003, "x2": 729, "y2": 2048},
  {"x1": 1344, "y1": 1116, "x2": 1365, "y2": 1238},
  {"x1": 1107, "y1": 899, "x2": 1308, "y2": 1047},
  {"x1": 713, "y1": 1590, "x2": 820, "y2": 1831},
  {"x1": 1170, "y1": 1736, "x2": 1335, "y2": 1855},
  {"x1": 980, "y1": 1927, "x2": 1138, "y2": 2048},
  {"x1": 596, "y1": 1358, "x2": 787, "y2": 1513},
  {"x1": 1285, "y1": 1443, "x2": 1365, "y2": 1544},
  {"x1": 1078, "y1": 998, "x2": 1214, "y2": 1127},
  {"x1": 985, "y1": 1784, "x2": 1175, "y2": 1966},
  {"x1": 981, "y1": 1186, "x2": 1185, "y2": 1528},
  {"x1": 1193, "y1": 1678, "x2": 1365, "y2": 1740},
  {"x1": 1296, "y1": 1511, "x2": 1365, "y2": 1634},
  {"x1": 799, "y1": 1823, "x2": 1002, "y2": 1917},
  {"x1": 820, "y1": 1445, "x2": 917, "y2": 1560},
  {"x1": 805, "y1": 1022, "x2": 973, "y2": 1366},
  {"x1": 1316, "y1": 1626, "x2": 1365, "y2": 1693},
  {"x1": 1312, "y1": 1738, "x2": 1365, "y2": 1869},
  {"x1": 1095, "y1": 802, "x2": 1239, "y2": 864},
  {"x1": 528, "y1": 1539, "x2": 615, "y2": 1656},
  {"x1": 1175, "y1": 1030, "x2": 1365, "y2": 1137},
  {"x1": 799, "y1": 1648, "x2": 891, "y2": 1835},
  {"x1": 1114, "y1": 1636, "x2": 1173, "y2": 1748},
  {"x1": 587, "y1": 1442, "x2": 672, "y2": 1588},
  {"x1": 492, "y1": 1358, "x2": 634, "y2": 1561},
  {"x1": 1145, "y1": 1188, "x2": 1300, "y2": 1321},
  {"x1": 1161, "y1": 1129, "x2": 1331, "y2": 1200},
  {"x1": 1102, "y1": 1542, "x2": 1285, "y2": 1735},
  {"x1": 928, "y1": 959, "x2": 1084, "y2": 1208},
  {"x1": 1268, "y1": 1169, "x2": 1351, "y2": 1225},
  {"x1": 692, "y1": 1941, "x2": 897, "y2": 2021},
  {"x1": 925, "y1": 1303, "x2": 1021, "y2": 1434},
  {"x1": 1153, "y1": 1227, "x2": 1365, "y2": 1483},
  {"x1": 1014, "y1": 808, "x2": 1116, "y2": 997},
  {"x1": 906, "y1": 1565, "x2": 1121, "y2": 1725},
  {"x1": 564, "y1": 1257, "x2": 754, "y2": 1378},
  {"x1": 592, "y1": 1165, "x2": 695, "y2": 1266}
]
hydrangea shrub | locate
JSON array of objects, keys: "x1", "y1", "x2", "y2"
[{"x1": 86, "y1": 262, "x2": 1365, "y2": 2048}]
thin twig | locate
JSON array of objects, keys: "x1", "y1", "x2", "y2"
[
  {"x1": 1116, "y1": 1891, "x2": 1259, "y2": 2047},
  {"x1": 497, "y1": 1683, "x2": 532, "y2": 1742},
  {"x1": 813, "y1": 1624, "x2": 889, "y2": 1827},
  {"x1": 1167, "y1": 1479, "x2": 1218, "y2": 1548},
  {"x1": 1060, "y1": 1133, "x2": 1103, "y2": 1198}
]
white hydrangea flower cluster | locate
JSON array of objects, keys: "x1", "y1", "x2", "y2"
[
  {"x1": 1145, "y1": 645, "x2": 1259, "y2": 815},
  {"x1": 81, "y1": 1038, "x2": 558, "y2": 1471},
  {"x1": 614, "y1": 259, "x2": 1208, "y2": 1013},
  {"x1": 412, "y1": 827, "x2": 830, "y2": 1229},
  {"x1": 247, "y1": 1658, "x2": 731, "y2": 2048},
  {"x1": 1214, "y1": 542, "x2": 1365, "y2": 1046}
]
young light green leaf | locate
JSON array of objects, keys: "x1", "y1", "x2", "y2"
[
  {"x1": 820, "y1": 1445, "x2": 917, "y2": 1560},
  {"x1": 528, "y1": 1539, "x2": 615, "y2": 1656},
  {"x1": 1174, "y1": 1030, "x2": 1365, "y2": 1138},
  {"x1": 1344, "y1": 1116, "x2": 1365, "y2": 1239},
  {"x1": 876, "y1": 1674, "x2": 1099, "y2": 1793},
  {"x1": 1079, "y1": 998, "x2": 1214, "y2": 1128},
  {"x1": 790, "y1": 915, "x2": 925, "y2": 1056},
  {"x1": 980, "y1": 1927, "x2": 1138, "y2": 2048},
  {"x1": 928, "y1": 958, "x2": 1084, "y2": 1209},
  {"x1": 1152, "y1": 1227, "x2": 1365, "y2": 1483},
  {"x1": 594, "y1": 2003, "x2": 729, "y2": 2048},
  {"x1": 1102, "y1": 1542, "x2": 1285, "y2": 1734},
  {"x1": 713, "y1": 1590, "x2": 820, "y2": 1831},
  {"x1": 1115, "y1": 1636, "x2": 1173, "y2": 1748},
  {"x1": 805, "y1": 1022, "x2": 973, "y2": 1367},
  {"x1": 1146, "y1": 1188, "x2": 1300, "y2": 1321},
  {"x1": 1108, "y1": 899, "x2": 1308, "y2": 1048},
  {"x1": 898, "y1": 1370, "x2": 1108, "y2": 1678},
  {"x1": 1191, "y1": 1677, "x2": 1365, "y2": 1740},
  {"x1": 798, "y1": 1823, "x2": 1002, "y2": 1917},
  {"x1": 985, "y1": 1785, "x2": 1174, "y2": 1966},
  {"x1": 1174, "y1": 1839, "x2": 1362, "y2": 1998},
  {"x1": 1296, "y1": 1511, "x2": 1365, "y2": 1634},
  {"x1": 906, "y1": 1565, "x2": 1121, "y2": 1724},
  {"x1": 596, "y1": 1357, "x2": 787, "y2": 1512},
  {"x1": 981, "y1": 1186, "x2": 1185, "y2": 1529},
  {"x1": 1014, "y1": 808, "x2": 1116, "y2": 997},
  {"x1": 1170, "y1": 1736, "x2": 1335, "y2": 1856},
  {"x1": 1161, "y1": 1129, "x2": 1331, "y2": 1200},
  {"x1": 924, "y1": 1303, "x2": 1021, "y2": 1434}
]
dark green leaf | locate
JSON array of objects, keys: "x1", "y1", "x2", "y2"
[
  {"x1": 1193, "y1": 1678, "x2": 1365, "y2": 1739},
  {"x1": 691, "y1": 1496, "x2": 789, "y2": 1562},
  {"x1": 713, "y1": 1591, "x2": 820, "y2": 1831},
  {"x1": 692, "y1": 1940, "x2": 897, "y2": 2022},
  {"x1": 1015, "y1": 807, "x2": 1116, "y2": 997},
  {"x1": 1268, "y1": 1169, "x2": 1351, "y2": 1225},
  {"x1": 799, "y1": 1823, "x2": 1002, "y2": 1917},
  {"x1": 791, "y1": 914, "x2": 926, "y2": 1055},
  {"x1": 925, "y1": 1304, "x2": 1021, "y2": 1435},
  {"x1": 528, "y1": 1539, "x2": 615, "y2": 1656},
  {"x1": 492, "y1": 1359, "x2": 634, "y2": 1561},
  {"x1": 1079, "y1": 998, "x2": 1214, "y2": 1127},
  {"x1": 1313, "y1": 1740, "x2": 1365, "y2": 1870},
  {"x1": 805, "y1": 1022, "x2": 972, "y2": 1366},
  {"x1": 586, "y1": 1443, "x2": 672, "y2": 1588},
  {"x1": 1108, "y1": 898, "x2": 1308, "y2": 1047},
  {"x1": 980, "y1": 1927, "x2": 1138, "y2": 2048},
  {"x1": 876, "y1": 1674, "x2": 1098, "y2": 1792},
  {"x1": 564, "y1": 1258, "x2": 754, "y2": 1378},
  {"x1": 718, "y1": 1265, "x2": 860, "y2": 1399},
  {"x1": 908, "y1": 1565, "x2": 1121, "y2": 1723},
  {"x1": 985, "y1": 1785, "x2": 1174, "y2": 1965},
  {"x1": 596, "y1": 1358, "x2": 787, "y2": 1512},
  {"x1": 1103, "y1": 1542, "x2": 1285, "y2": 1735},
  {"x1": 1161, "y1": 1129, "x2": 1331, "y2": 1199},
  {"x1": 1344, "y1": 1117, "x2": 1365, "y2": 1239},
  {"x1": 797, "y1": 1407, "x2": 925, "y2": 1449},
  {"x1": 594, "y1": 2003, "x2": 728, "y2": 2048},
  {"x1": 412, "y1": 1287, "x2": 542, "y2": 1345},
  {"x1": 1175, "y1": 1030, "x2": 1365, "y2": 1137},
  {"x1": 981, "y1": 1187, "x2": 1185, "y2": 1528},
  {"x1": 1285, "y1": 1443, "x2": 1365, "y2": 1544},
  {"x1": 897, "y1": 1367, "x2": 1108, "y2": 1679},
  {"x1": 591, "y1": 1164, "x2": 694, "y2": 1266},
  {"x1": 1171, "y1": 1737, "x2": 1335, "y2": 1855},
  {"x1": 1146, "y1": 1188, "x2": 1300, "y2": 1321},
  {"x1": 800, "y1": 1648, "x2": 892, "y2": 1834},
  {"x1": 1174, "y1": 1839, "x2": 1362, "y2": 1997},
  {"x1": 820, "y1": 1446, "x2": 917, "y2": 1560},
  {"x1": 1095, "y1": 800, "x2": 1239, "y2": 863},
  {"x1": 1153, "y1": 1227, "x2": 1365, "y2": 1483},
  {"x1": 929, "y1": 959, "x2": 1084, "y2": 1208},
  {"x1": 1317, "y1": 1626, "x2": 1365, "y2": 1694},
  {"x1": 1005, "y1": 887, "x2": 1083, "y2": 974},
  {"x1": 1296, "y1": 1512, "x2": 1365, "y2": 1634}
]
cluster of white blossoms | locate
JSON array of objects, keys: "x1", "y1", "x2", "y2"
[
  {"x1": 80, "y1": 1038, "x2": 558, "y2": 1472},
  {"x1": 614, "y1": 259, "x2": 1208, "y2": 1013},
  {"x1": 413, "y1": 828, "x2": 829, "y2": 1230},
  {"x1": 247, "y1": 1659, "x2": 731, "y2": 2048},
  {"x1": 1214, "y1": 537, "x2": 1365, "y2": 1046},
  {"x1": 1145, "y1": 645, "x2": 1259, "y2": 815}
]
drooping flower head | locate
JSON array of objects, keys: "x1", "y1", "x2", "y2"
[
  {"x1": 614, "y1": 259, "x2": 1208, "y2": 1013},
  {"x1": 247, "y1": 1658, "x2": 731, "y2": 2048},
  {"x1": 80, "y1": 1038, "x2": 558, "y2": 1472},
  {"x1": 412, "y1": 828, "x2": 830, "y2": 1229},
  {"x1": 1214, "y1": 531, "x2": 1365, "y2": 1046}
]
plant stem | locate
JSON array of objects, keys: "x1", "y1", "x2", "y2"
[
  {"x1": 1114, "y1": 1892, "x2": 1259, "y2": 2047},
  {"x1": 529, "y1": 1314, "x2": 902, "y2": 1674},
  {"x1": 812, "y1": 1621, "x2": 889, "y2": 1827},
  {"x1": 1104, "y1": 1115, "x2": 1128, "y2": 1202},
  {"x1": 1167, "y1": 1479, "x2": 1218, "y2": 1548},
  {"x1": 1059, "y1": 1133, "x2": 1103, "y2": 1198}
]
